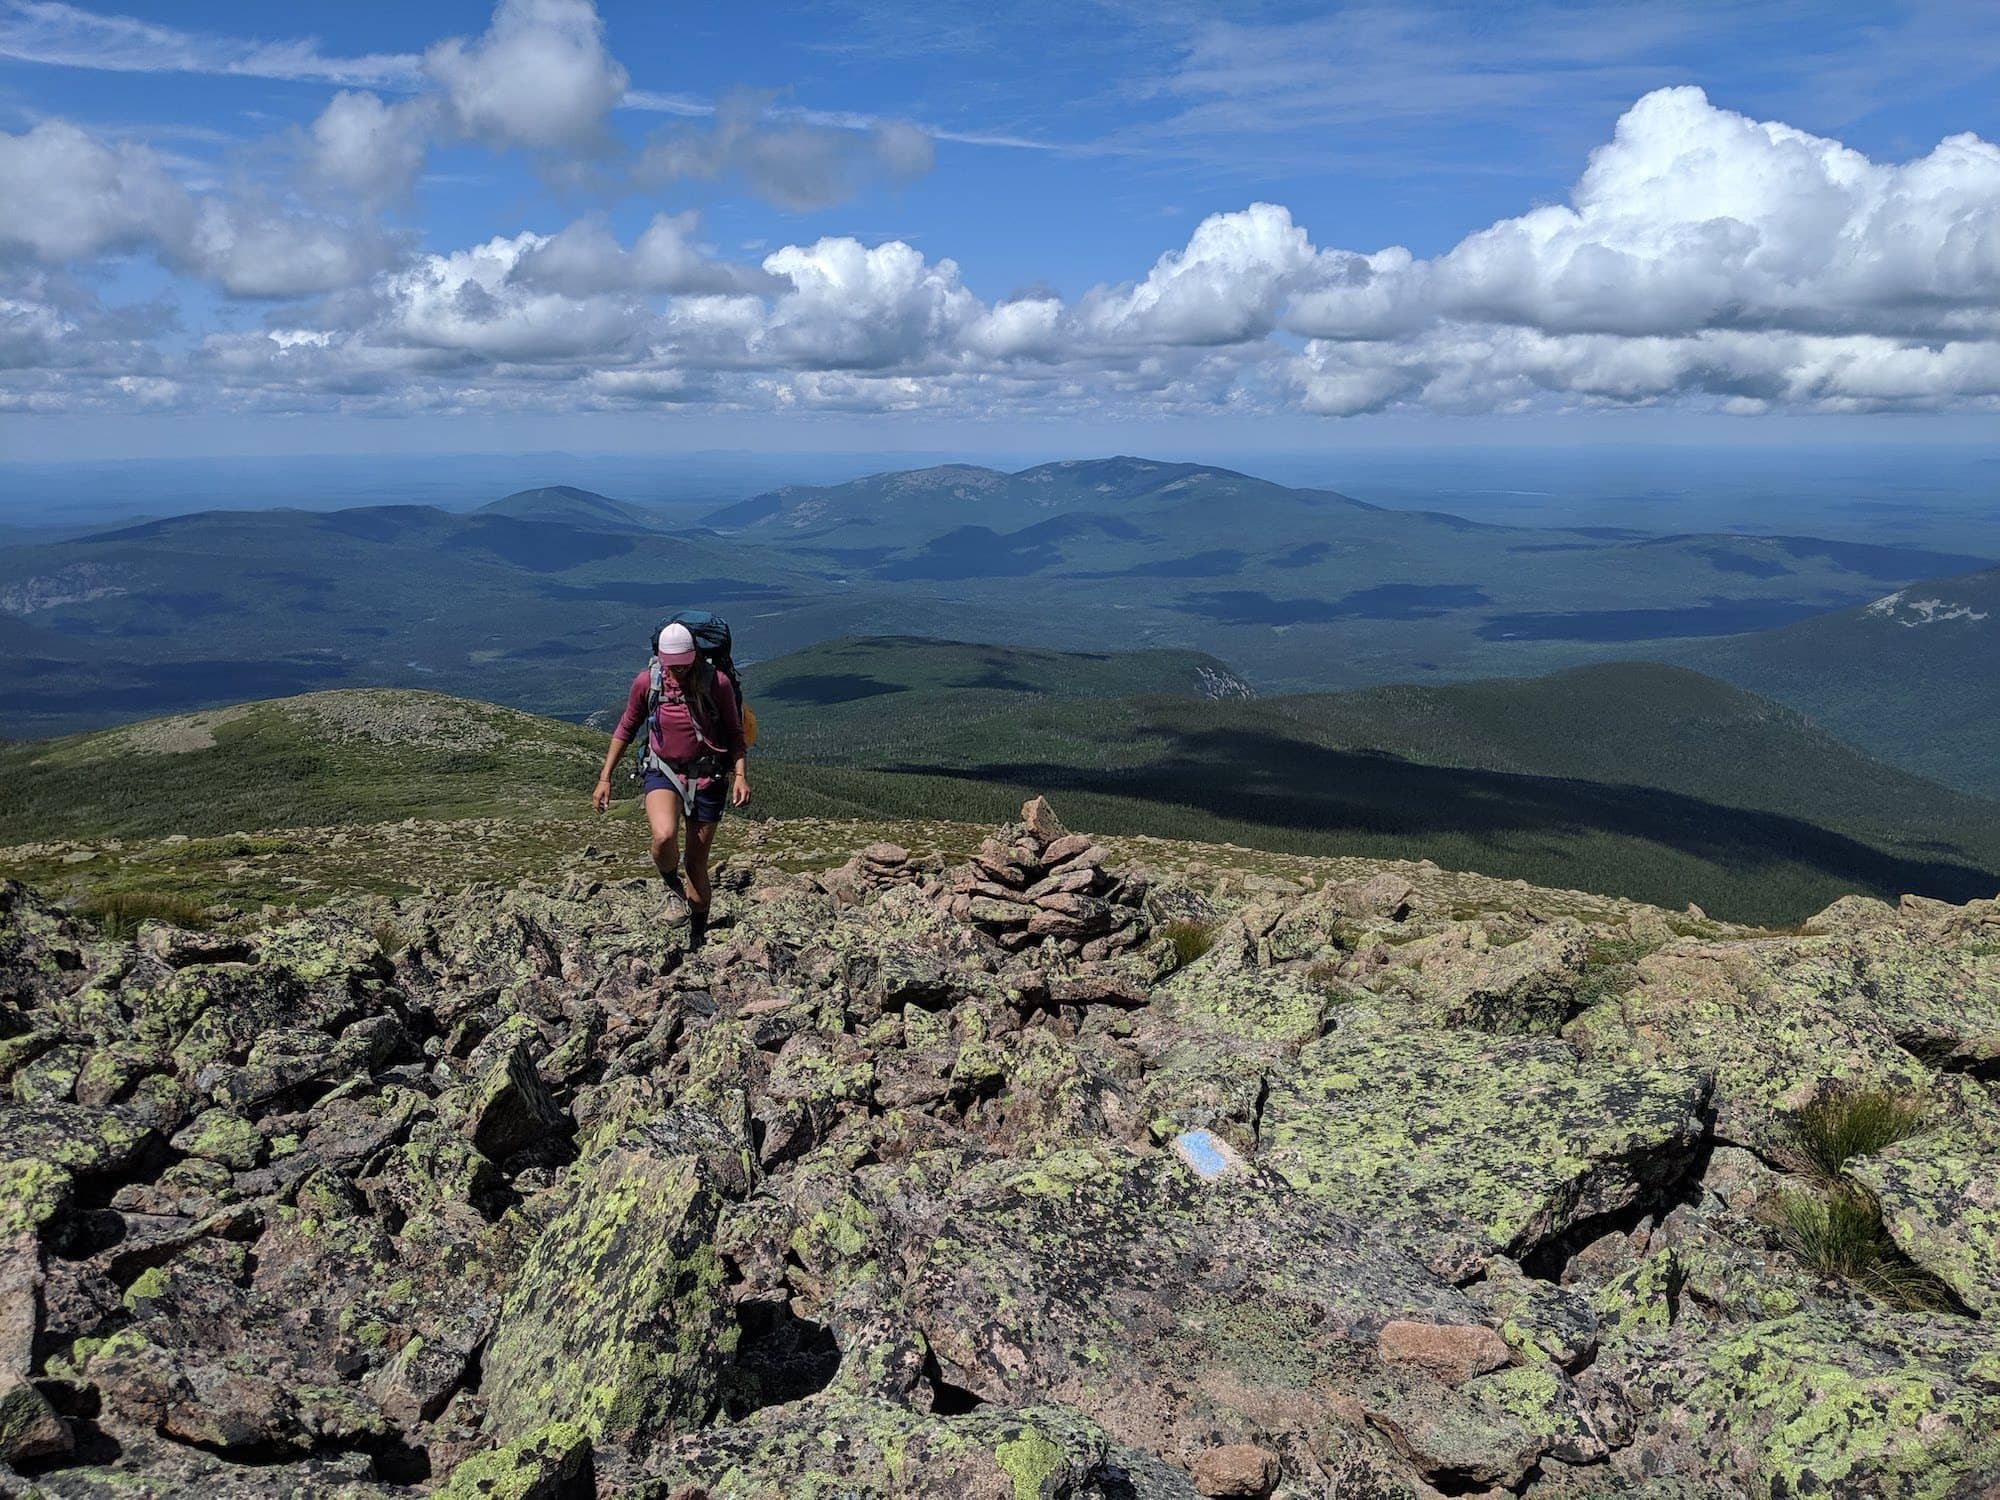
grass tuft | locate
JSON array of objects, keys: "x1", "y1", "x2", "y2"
[
  {"x1": 1160, "y1": 918, "x2": 1218, "y2": 969},
  {"x1": 80, "y1": 888, "x2": 211, "y2": 940},
  {"x1": 1770, "y1": 1184, "x2": 1956, "y2": 1312},
  {"x1": 372, "y1": 920, "x2": 412, "y2": 957},
  {"x1": 1785, "y1": 1084, "x2": 1929, "y2": 1180}
]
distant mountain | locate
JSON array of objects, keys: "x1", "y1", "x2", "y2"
[
  {"x1": 1691, "y1": 565, "x2": 2000, "y2": 797},
  {"x1": 701, "y1": 457, "x2": 1384, "y2": 542},
  {"x1": 1, "y1": 460, "x2": 1991, "y2": 765},
  {"x1": 475, "y1": 485, "x2": 668, "y2": 530},
  {"x1": 0, "y1": 501, "x2": 836, "y2": 739}
]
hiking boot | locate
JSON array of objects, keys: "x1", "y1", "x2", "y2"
[
  {"x1": 688, "y1": 904, "x2": 710, "y2": 949},
  {"x1": 660, "y1": 873, "x2": 691, "y2": 923}
]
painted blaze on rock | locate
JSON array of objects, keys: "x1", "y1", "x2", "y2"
[{"x1": 480, "y1": 1138, "x2": 731, "y2": 1456}]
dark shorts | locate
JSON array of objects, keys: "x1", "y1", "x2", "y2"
[{"x1": 641, "y1": 770, "x2": 726, "y2": 824}]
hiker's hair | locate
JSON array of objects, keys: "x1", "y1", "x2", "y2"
[{"x1": 682, "y1": 657, "x2": 718, "y2": 719}]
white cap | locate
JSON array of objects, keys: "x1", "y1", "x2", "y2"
[{"x1": 657, "y1": 621, "x2": 698, "y2": 665}]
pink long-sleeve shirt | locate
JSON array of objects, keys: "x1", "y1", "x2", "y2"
[{"x1": 613, "y1": 667, "x2": 745, "y2": 765}]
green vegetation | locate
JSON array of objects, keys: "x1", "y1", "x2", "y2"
[
  {"x1": 6, "y1": 644, "x2": 2000, "y2": 927},
  {"x1": 752, "y1": 640, "x2": 2000, "y2": 925},
  {"x1": 1690, "y1": 565, "x2": 2000, "y2": 798},
  {"x1": 1784, "y1": 1086, "x2": 1930, "y2": 1182},
  {"x1": 1160, "y1": 919, "x2": 1219, "y2": 969},
  {"x1": 1770, "y1": 1185, "x2": 1954, "y2": 1312},
  {"x1": 79, "y1": 887, "x2": 212, "y2": 937}
]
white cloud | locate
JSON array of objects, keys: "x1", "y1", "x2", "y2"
[
  {"x1": 380, "y1": 232, "x2": 642, "y2": 360},
  {"x1": 755, "y1": 237, "x2": 978, "y2": 369},
  {"x1": 1290, "y1": 87, "x2": 2000, "y2": 344},
  {"x1": 0, "y1": 120, "x2": 190, "y2": 263},
  {"x1": 6, "y1": 84, "x2": 2000, "y2": 421},
  {"x1": 304, "y1": 91, "x2": 432, "y2": 204},
  {"x1": 1078, "y1": 201, "x2": 1318, "y2": 346},
  {"x1": 512, "y1": 212, "x2": 764, "y2": 296},
  {"x1": 0, "y1": 120, "x2": 390, "y2": 297},
  {"x1": 425, "y1": 0, "x2": 628, "y2": 153}
]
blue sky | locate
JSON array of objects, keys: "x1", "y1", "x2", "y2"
[{"x1": 2, "y1": 0, "x2": 1998, "y2": 457}]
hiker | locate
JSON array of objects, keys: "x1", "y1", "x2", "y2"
[{"x1": 593, "y1": 620, "x2": 750, "y2": 944}]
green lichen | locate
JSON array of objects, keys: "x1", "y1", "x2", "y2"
[
  {"x1": 122, "y1": 1266, "x2": 169, "y2": 1308},
  {"x1": 0, "y1": 1157, "x2": 71, "y2": 1234},
  {"x1": 438, "y1": 1419, "x2": 591, "y2": 1498},
  {"x1": 994, "y1": 1425, "x2": 1064, "y2": 1500},
  {"x1": 481, "y1": 1145, "x2": 729, "y2": 1453}
]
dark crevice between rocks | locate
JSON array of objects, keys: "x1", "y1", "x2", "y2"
[
  {"x1": 368, "y1": 1432, "x2": 433, "y2": 1485},
  {"x1": 1248, "y1": 1070, "x2": 1274, "y2": 1150},
  {"x1": 720, "y1": 1301, "x2": 841, "y2": 1419},
  {"x1": 1518, "y1": 1132, "x2": 1716, "y2": 1283},
  {"x1": 920, "y1": 1346, "x2": 986, "y2": 1415}
]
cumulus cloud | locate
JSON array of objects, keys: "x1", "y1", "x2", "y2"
[
  {"x1": 6, "y1": 84, "x2": 2000, "y2": 420},
  {"x1": 1079, "y1": 201, "x2": 1319, "y2": 346},
  {"x1": 1279, "y1": 86, "x2": 2000, "y2": 413},
  {"x1": 0, "y1": 120, "x2": 191, "y2": 263},
  {"x1": 512, "y1": 212, "x2": 765, "y2": 296},
  {"x1": 0, "y1": 120, "x2": 393, "y2": 297},
  {"x1": 637, "y1": 92, "x2": 936, "y2": 212},
  {"x1": 424, "y1": 0, "x2": 628, "y2": 154}
]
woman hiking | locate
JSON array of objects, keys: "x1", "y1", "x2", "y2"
[{"x1": 592, "y1": 620, "x2": 750, "y2": 945}]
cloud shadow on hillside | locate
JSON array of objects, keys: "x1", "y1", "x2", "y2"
[{"x1": 885, "y1": 724, "x2": 2000, "y2": 907}]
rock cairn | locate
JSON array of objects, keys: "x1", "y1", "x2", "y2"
[
  {"x1": 815, "y1": 841, "x2": 936, "y2": 905},
  {"x1": 940, "y1": 797, "x2": 1150, "y2": 959}
]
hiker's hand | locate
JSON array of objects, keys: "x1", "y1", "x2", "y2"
[
  {"x1": 591, "y1": 776, "x2": 612, "y2": 812},
  {"x1": 732, "y1": 772, "x2": 751, "y2": 809}
]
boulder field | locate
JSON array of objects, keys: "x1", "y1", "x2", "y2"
[{"x1": 2, "y1": 799, "x2": 1999, "y2": 1498}]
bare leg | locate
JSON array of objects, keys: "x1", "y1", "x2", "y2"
[
  {"x1": 685, "y1": 816, "x2": 721, "y2": 913},
  {"x1": 643, "y1": 789, "x2": 684, "y2": 891}
]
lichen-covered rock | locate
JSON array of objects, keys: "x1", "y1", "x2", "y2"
[
  {"x1": 479, "y1": 1131, "x2": 731, "y2": 1456},
  {"x1": 1610, "y1": 1308, "x2": 2000, "y2": 1497},
  {"x1": 637, "y1": 1394, "x2": 1110, "y2": 1499},
  {"x1": 439, "y1": 1418, "x2": 592, "y2": 1498},
  {"x1": 894, "y1": 1146, "x2": 1554, "y2": 1486},
  {"x1": 6, "y1": 813, "x2": 2000, "y2": 1499},
  {"x1": 1260, "y1": 1026, "x2": 1710, "y2": 1274},
  {"x1": 1567, "y1": 927, "x2": 2000, "y2": 1146},
  {"x1": 1847, "y1": 1125, "x2": 2000, "y2": 1314}
]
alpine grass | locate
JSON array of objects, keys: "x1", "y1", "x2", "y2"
[
  {"x1": 1785, "y1": 1085, "x2": 1929, "y2": 1181},
  {"x1": 1770, "y1": 1184, "x2": 1956, "y2": 1312},
  {"x1": 1161, "y1": 918, "x2": 1218, "y2": 970},
  {"x1": 79, "y1": 888, "x2": 211, "y2": 939}
]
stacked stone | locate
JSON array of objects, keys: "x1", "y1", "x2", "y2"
[
  {"x1": 942, "y1": 798, "x2": 1150, "y2": 959},
  {"x1": 816, "y1": 841, "x2": 932, "y2": 906}
]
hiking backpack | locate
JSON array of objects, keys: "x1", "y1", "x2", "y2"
[{"x1": 640, "y1": 609, "x2": 757, "y2": 762}]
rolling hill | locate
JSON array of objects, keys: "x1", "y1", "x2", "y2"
[
  {"x1": 1690, "y1": 564, "x2": 2000, "y2": 797},
  {"x1": 475, "y1": 484, "x2": 672, "y2": 530},
  {"x1": 9, "y1": 646, "x2": 1998, "y2": 926}
]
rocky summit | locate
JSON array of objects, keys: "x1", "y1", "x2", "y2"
[{"x1": 4, "y1": 797, "x2": 2000, "y2": 1499}]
